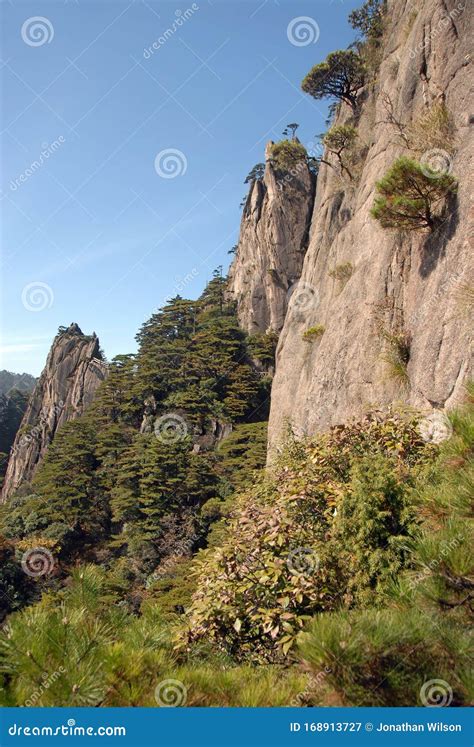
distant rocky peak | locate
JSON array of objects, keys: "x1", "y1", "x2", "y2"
[{"x1": 1, "y1": 324, "x2": 108, "y2": 502}]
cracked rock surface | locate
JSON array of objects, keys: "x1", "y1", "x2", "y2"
[
  {"x1": 1, "y1": 324, "x2": 107, "y2": 501},
  {"x1": 268, "y1": 0, "x2": 473, "y2": 452}
]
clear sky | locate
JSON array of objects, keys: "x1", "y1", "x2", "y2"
[{"x1": 1, "y1": 0, "x2": 361, "y2": 376}]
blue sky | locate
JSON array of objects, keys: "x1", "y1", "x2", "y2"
[{"x1": 1, "y1": 0, "x2": 361, "y2": 375}]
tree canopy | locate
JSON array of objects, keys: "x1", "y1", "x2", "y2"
[{"x1": 301, "y1": 50, "x2": 366, "y2": 110}]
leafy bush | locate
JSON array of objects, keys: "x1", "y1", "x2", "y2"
[
  {"x1": 300, "y1": 389, "x2": 474, "y2": 706},
  {"x1": 302, "y1": 325, "x2": 325, "y2": 342},
  {"x1": 269, "y1": 140, "x2": 308, "y2": 173},
  {"x1": 302, "y1": 51, "x2": 366, "y2": 110},
  {"x1": 371, "y1": 157, "x2": 457, "y2": 230},
  {"x1": 182, "y1": 413, "x2": 432, "y2": 661}
]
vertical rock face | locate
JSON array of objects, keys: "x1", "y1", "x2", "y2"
[
  {"x1": 1, "y1": 324, "x2": 107, "y2": 501},
  {"x1": 268, "y1": 0, "x2": 473, "y2": 451},
  {"x1": 227, "y1": 141, "x2": 315, "y2": 334}
]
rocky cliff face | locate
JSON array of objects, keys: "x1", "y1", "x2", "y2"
[
  {"x1": 1, "y1": 324, "x2": 107, "y2": 501},
  {"x1": 268, "y1": 0, "x2": 473, "y2": 450},
  {"x1": 228, "y1": 142, "x2": 315, "y2": 334}
]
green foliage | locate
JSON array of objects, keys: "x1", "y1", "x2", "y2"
[
  {"x1": 300, "y1": 391, "x2": 474, "y2": 706},
  {"x1": 217, "y1": 422, "x2": 268, "y2": 495},
  {"x1": 328, "y1": 262, "x2": 354, "y2": 289},
  {"x1": 244, "y1": 163, "x2": 265, "y2": 183},
  {"x1": 299, "y1": 608, "x2": 471, "y2": 706},
  {"x1": 183, "y1": 413, "x2": 432, "y2": 661},
  {"x1": 0, "y1": 390, "x2": 30, "y2": 488},
  {"x1": 2, "y1": 420, "x2": 107, "y2": 558},
  {"x1": 145, "y1": 557, "x2": 197, "y2": 620},
  {"x1": 282, "y1": 123, "x2": 299, "y2": 139},
  {"x1": 349, "y1": 0, "x2": 385, "y2": 40},
  {"x1": 380, "y1": 329, "x2": 411, "y2": 384},
  {"x1": 247, "y1": 331, "x2": 278, "y2": 368},
  {"x1": 135, "y1": 280, "x2": 264, "y2": 425},
  {"x1": 371, "y1": 157, "x2": 458, "y2": 230},
  {"x1": 323, "y1": 126, "x2": 358, "y2": 179},
  {"x1": 111, "y1": 433, "x2": 217, "y2": 565},
  {"x1": 302, "y1": 50, "x2": 366, "y2": 110},
  {"x1": 302, "y1": 325, "x2": 325, "y2": 342},
  {"x1": 269, "y1": 140, "x2": 308, "y2": 173},
  {"x1": 2, "y1": 275, "x2": 267, "y2": 577},
  {"x1": 0, "y1": 565, "x2": 307, "y2": 707},
  {"x1": 0, "y1": 536, "x2": 33, "y2": 620}
]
